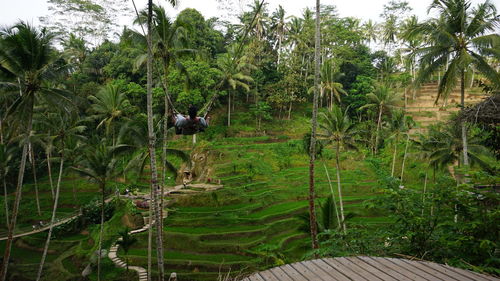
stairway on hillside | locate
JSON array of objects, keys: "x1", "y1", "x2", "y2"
[{"x1": 404, "y1": 82, "x2": 487, "y2": 133}]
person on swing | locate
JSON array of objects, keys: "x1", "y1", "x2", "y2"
[{"x1": 174, "y1": 105, "x2": 209, "y2": 135}]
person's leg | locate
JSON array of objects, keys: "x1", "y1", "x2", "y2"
[
  {"x1": 175, "y1": 114, "x2": 186, "y2": 127},
  {"x1": 175, "y1": 114, "x2": 186, "y2": 135}
]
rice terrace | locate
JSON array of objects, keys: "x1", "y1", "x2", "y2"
[{"x1": 0, "y1": 0, "x2": 498, "y2": 280}]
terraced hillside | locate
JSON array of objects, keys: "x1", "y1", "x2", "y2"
[
  {"x1": 117, "y1": 136, "x2": 388, "y2": 281},
  {"x1": 405, "y1": 82, "x2": 487, "y2": 133}
]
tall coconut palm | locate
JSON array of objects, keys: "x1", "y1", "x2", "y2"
[
  {"x1": 360, "y1": 84, "x2": 401, "y2": 154},
  {"x1": 428, "y1": 123, "x2": 491, "y2": 173},
  {"x1": 246, "y1": 0, "x2": 269, "y2": 41},
  {"x1": 320, "y1": 60, "x2": 347, "y2": 110},
  {"x1": 73, "y1": 141, "x2": 125, "y2": 281},
  {"x1": 307, "y1": 0, "x2": 321, "y2": 251},
  {"x1": 88, "y1": 83, "x2": 130, "y2": 146},
  {"x1": 318, "y1": 105, "x2": 358, "y2": 233},
  {"x1": 271, "y1": 5, "x2": 287, "y2": 66},
  {"x1": 0, "y1": 22, "x2": 71, "y2": 280},
  {"x1": 415, "y1": 0, "x2": 500, "y2": 167},
  {"x1": 382, "y1": 15, "x2": 398, "y2": 54},
  {"x1": 145, "y1": 1, "x2": 179, "y2": 280},
  {"x1": 36, "y1": 111, "x2": 86, "y2": 281},
  {"x1": 362, "y1": 19, "x2": 379, "y2": 49},
  {"x1": 389, "y1": 109, "x2": 406, "y2": 177},
  {"x1": 216, "y1": 49, "x2": 254, "y2": 127},
  {"x1": 400, "y1": 15, "x2": 423, "y2": 100},
  {"x1": 61, "y1": 33, "x2": 88, "y2": 71}
]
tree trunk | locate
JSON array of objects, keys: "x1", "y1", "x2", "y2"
[
  {"x1": 391, "y1": 137, "x2": 398, "y2": 177},
  {"x1": 97, "y1": 181, "x2": 106, "y2": 281},
  {"x1": 335, "y1": 142, "x2": 346, "y2": 233},
  {"x1": 227, "y1": 93, "x2": 231, "y2": 127},
  {"x1": 2, "y1": 178, "x2": 8, "y2": 228},
  {"x1": 46, "y1": 143, "x2": 55, "y2": 199},
  {"x1": 232, "y1": 92, "x2": 235, "y2": 112},
  {"x1": 288, "y1": 101, "x2": 292, "y2": 120},
  {"x1": 29, "y1": 143, "x2": 41, "y2": 216},
  {"x1": 36, "y1": 142, "x2": 64, "y2": 281},
  {"x1": 307, "y1": 0, "x2": 321, "y2": 252},
  {"x1": 277, "y1": 36, "x2": 282, "y2": 67},
  {"x1": 161, "y1": 88, "x2": 169, "y2": 233},
  {"x1": 147, "y1": 1, "x2": 165, "y2": 279},
  {"x1": 0, "y1": 118, "x2": 3, "y2": 145},
  {"x1": 421, "y1": 169, "x2": 428, "y2": 216},
  {"x1": 400, "y1": 133, "x2": 410, "y2": 182},
  {"x1": 147, "y1": 184, "x2": 153, "y2": 281},
  {"x1": 461, "y1": 70, "x2": 469, "y2": 167},
  {"x1": 323, "y1": 162, "x2": 340, "y2": 229},
  {"x1": 374, "y1": 105, "x2": 383, "y2": 154},
  {"x1": 469, "y1": 69, "x2": 474, "y2": 88},
  {"x1": 0, "y1": 112, "x2": 32, "y2": 281}
]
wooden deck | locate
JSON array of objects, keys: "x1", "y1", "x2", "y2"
[{"x1": 241, "y1": 256, "x2": 500, "y2": 281}]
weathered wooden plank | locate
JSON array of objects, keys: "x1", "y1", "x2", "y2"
[
  {"x1": 427, "y1": 262, "x2": 496, "y2": 281},
  {"x1": 444, "y1": 266, "x2": 500, "y2": 281},
  {"x1": 289, "y1": 261, "x2": 326, "y2": 280},
  {"x1": 301, "y1": 259, "x2": 350, "y2": 281},
  {"x1": 359, "y1": 256, "x2": 420, "y2": 281},
  {"x1": 323, "y1": 258, "x2": 369, "y2": 281},
  {"x1": 311, "y1": 259, "x2": 352, "y2": 281},
  {"x1": 247, "y1": 273, "x2": 266, "y2": 281},
  {"x1": 346, "y1": 257, "x2": 399, "y2": 281},
  {"x1": 400, "y1": 258, "x2": 456, "y2": 280},
  {"x1": 243, "y1": 257, "x2": 500, "y2": 281},
  {"x1": 367, "y1": 257, "x2": 429, "y2": 281},
  {"x1": 256, "y1": 270, "x2": 281, "y2": 281},
  {"x1": 419, "y1": 260, "x2": 490, "y2": 281},
  {"x1": 270, "y1": 266, "x2": 296, "y2": 281},
  {"x1": 384, "y1": 258, "x2": 438, "y2": 280},
  {"x1": 335, "y1": 257, "x2": 385, "y2": 280},
  {"x1": 281, "y1": 264, "x2": 309, "y2": 281}
]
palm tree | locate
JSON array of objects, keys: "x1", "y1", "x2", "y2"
[
  {"x1": 318, "y1": 105, "x2": 358, "y2": 233},
  {"x1": 246, "y1": 0, "x2": 269, "y2": 41},
  {"x1": 428, "y1": 123, "x2": 491, "y2": 174},
  {"x1": 61, "y1": 33, "x2": 88, "y2": 71},
  {"x1": 216, "y1": 49, "x2": 254, "y2": 126},
  {"x1": 88, "y1": 83, "x2": 130, "y2": 146},
  {"x1": 271, "y1": 5, "x2": 286, "y2": 66},
  {"x1": 389, "y1": 110, "x2": 406, "y2": 177},
  {"x1": 362, "y1": 19, "x2": 379, "y2": 49},
  {"x1": 307, "y1": 0, "x2": 321, "y2": 251},
  {"x1": 400, "y1": 15, "x2": 423, "y2": 100},
  {"x1": 36, "y1": 111, "x2": 86, "y2": 281},
  {"x1": 415, "y1": 0, "x2": 500, "y2": 167},
  {"x1": 73, "y1": 141, "x2": 125, "y2": 281},
  {"x1": 382, "y1": 15, "x2": 398, "y2": 54},
  {"x1": 320, "y1": 60, "x2": 347, "y2": 110},
  {"x1": 145, "y1": 1, "x2": 180, "y2": 280},
  {"x1": 0, "y1": 22, "x2": 71, "y2": 280},
  {"x1": 360, "y1": 84, "x2": 401, "y2": 154}
]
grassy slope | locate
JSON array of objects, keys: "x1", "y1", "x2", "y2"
[{"x1": 0, "y1": 104, "x2": 440, "y2": 281}]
